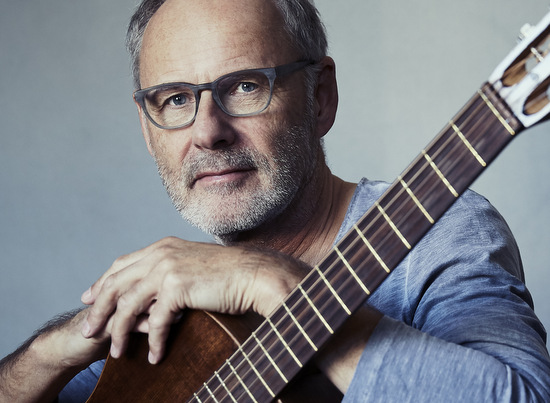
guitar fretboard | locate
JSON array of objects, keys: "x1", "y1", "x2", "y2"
[{"x1": 190, "y1": 82, "x2": 523, "y2": 402}]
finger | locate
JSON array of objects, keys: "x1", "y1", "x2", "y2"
[
  {"x1": 146, "y1": 297, "x2": 184, "y2": 364},
  {"x1": 81, "y1": 255, "x2": 141, "y2": 305},
  {"x1": 82, "y1": 267, "x2": 144, "y2": 337},
  {"x1": 108, "y1": 284, "x2": 157, "y2": 358},
  {"x1": 81, "y1": 240, "x2": 167, "y2": 305},
  {"x1": 83, "y1": 245, "x2": 169, "y2": 337}
]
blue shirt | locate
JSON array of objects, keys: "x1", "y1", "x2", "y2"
[
  {"x1": 341, "y1": 180, "x2": 549, "y2": 402},
  {"x1": 60, "y1": 179, "x2": 550, "y2": 401}
]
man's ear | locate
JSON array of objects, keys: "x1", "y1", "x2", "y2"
[
  {"x1": 135, "y1": 100, "x2": 155, "y2": 157},
  {"x1": 313, "y1": 56, "x2": 339, "y2": 139}
]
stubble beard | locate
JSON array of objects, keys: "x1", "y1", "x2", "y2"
[{"x1": 153, "y1": 114, "x2": 319, "y2": 244}]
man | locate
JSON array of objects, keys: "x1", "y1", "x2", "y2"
[{"x1": 1, "y1": 0, "x2": 549, "y2": 401}]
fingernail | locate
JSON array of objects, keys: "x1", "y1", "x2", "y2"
[
  {"x1": 111, "y1": 344, "x2": 120, "y2": 359},
  {"x1": 148, "y1": 351, "x2": 158, "y2": 365},
  {"x1": 81, "y1": 287, "x2": 92, "y2": 303}
]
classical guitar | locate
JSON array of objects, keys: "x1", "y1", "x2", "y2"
[{"x1": 88, "y1": 11, "x2": 550, "y2": 402}]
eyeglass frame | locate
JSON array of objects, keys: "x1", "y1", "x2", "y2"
[{"x1": 133, "y1": 60, "x2": 316, "y2": 130}]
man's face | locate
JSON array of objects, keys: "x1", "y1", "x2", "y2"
[{"x1": 138, "y1": 0, "x2": 321, "y2": 241}]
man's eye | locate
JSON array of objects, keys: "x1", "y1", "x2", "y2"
[
  {"x1": 236, "y1": 82, "x2": 258, "y2": 93},
  {"x1": 167, "y1": 93, "x2": 188, "y2": 106}
]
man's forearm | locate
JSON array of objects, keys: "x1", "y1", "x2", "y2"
[{"x1": 314, "y1": 305, "x2": 383, "y2": 393}]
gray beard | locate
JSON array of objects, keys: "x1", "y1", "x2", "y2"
[{"x1": 154, "y1": 119, "x2": 318, "y2": 244}]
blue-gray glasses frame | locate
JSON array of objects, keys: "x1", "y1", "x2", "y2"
[{"x1": 134, "y1": 60, "x2": 315, "y2": 130}]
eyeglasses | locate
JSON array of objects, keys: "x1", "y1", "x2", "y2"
[{"x1": 134, "y1": 60, "x2": 315, "y2": 130}]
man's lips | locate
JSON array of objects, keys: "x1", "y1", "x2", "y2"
[{"x1": 192, "y1": 168, "x2": 254, "y2": 186}]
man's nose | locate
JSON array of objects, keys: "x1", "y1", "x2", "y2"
[{"x1": 190, "y1": 92, "x2": 236, "y2": 150}]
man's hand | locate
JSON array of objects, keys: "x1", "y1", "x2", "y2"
[{"x1": 80, "y1": 237, "x2": 310, "y2": 364}]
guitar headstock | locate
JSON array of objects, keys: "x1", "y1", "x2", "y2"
[{"x1": 490, "y1": 11, "x2": 550, "y2": 128}]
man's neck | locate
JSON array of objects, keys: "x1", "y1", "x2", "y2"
[
  {"x1": 226, "y1": 165, "x2": 357, "y2": 267},
  {"x1": 279, "y1": 173, "x2": 356, "y2": 266}
]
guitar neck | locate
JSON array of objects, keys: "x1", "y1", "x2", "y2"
[{"x1": 190, "y1": 82, "x2": 523, "y2": 402}]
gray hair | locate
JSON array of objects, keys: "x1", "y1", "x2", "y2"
[{"x1": 126, "y1": 0, "x2": 328, "y2": 89}]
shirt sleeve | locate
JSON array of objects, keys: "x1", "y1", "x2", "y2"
[
  {"x1": 344, "y1": 186, "x2": 550, "y2": 401},
  {"x1": 58, "y1": 359, "x2": 105, "y2": 403}
]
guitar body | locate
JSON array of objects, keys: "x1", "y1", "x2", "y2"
[{"x1": 87, "y1": 310, "x2": 343, "y2": 402}]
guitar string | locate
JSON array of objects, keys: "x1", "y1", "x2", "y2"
[{"x1": 197, "y1": 87, "x2": 505, "y2": 402}]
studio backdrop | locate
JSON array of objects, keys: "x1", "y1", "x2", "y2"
[{"x1": 1, "y1": 0, "x2": 549, "y2": 358}]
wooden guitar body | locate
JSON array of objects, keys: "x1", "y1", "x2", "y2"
[{"x1": 87, "y1": 310, "x2": 342, "y2": 402}]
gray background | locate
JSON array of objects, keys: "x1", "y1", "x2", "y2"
[{"x1": 1, "y1": 0, "x2": 549, "y2": 359}]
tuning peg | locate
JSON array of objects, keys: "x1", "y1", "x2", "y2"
[{"x1": 519, "y1": 23, "x2": 534, "y2": 41}]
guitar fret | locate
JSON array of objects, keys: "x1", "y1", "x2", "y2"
[
  {"x1": 422, "y1": 150, "x2": 459, "y2": 197},
  {"x1": 477, "y1": 89, "x2": 516, "y2": 135},
  {"x1": 315, "y1": 265, "x2": 352, "y2": 315},
  {"x1": 375, "y1": 201, "x2": 412, "y2": 249},
  {"x1": 215, "y1": 371, "x2": 237, "y2": 403},
  {"x1": 450, "y1": 120, "x2": 487, "y2": 167},
  {"x1": 193, "y1": 393, "x2": 203, "y2": 403},
  {"x1": 398, "y1": 176, "x2": 435, "y2": 224},
  {"x1": 203, "y1": 383, "x2": 219, "y2": 403},
  {"x1": 333, "y1": 245, "x2": 371, "y2": 295},
  {"x1": 251, "y1": 333, "x2": 289, "y2": 383},
  {"x1": 282, "y1": 302, "x2": 318, "y2": 351},
  {"x1": 266, "y1": 318, "x2": 303, "y2": 367},
  {"x1": 238, "y1": 346, "x2": 276, "y2": 398},
  {"x1": 353, "y1": 224, "x2": 391, "y2": 273},
  {"x1": 297, "y1": 284, "x2": 334, "y2": 334},
  {"x1": 226, "y1": 360, "x2": 258, "y2": 403}
]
